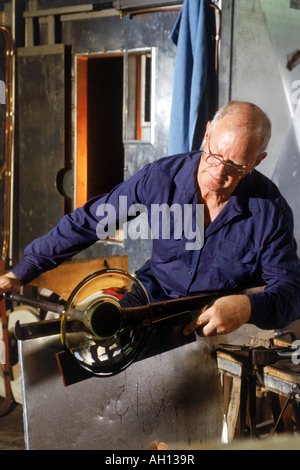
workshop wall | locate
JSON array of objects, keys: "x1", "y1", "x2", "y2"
[
  {"x1": 225, "y1": 0, "x2": 300, "y2": 249},
  {"x1": 2, "y1": 0, "x2": 300, "y2": 450},
  {"x1": 1, "y1": 0, "x2": 182, "y2": 273},
  {"x1": 2, "y1": 0, "x2": 300, "y2": 272}
]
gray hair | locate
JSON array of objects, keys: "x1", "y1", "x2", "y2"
[{"x1": 210, "y1": 101, "x2": 272, "y2": 155}]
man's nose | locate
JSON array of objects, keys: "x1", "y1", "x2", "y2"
[{"x1": 214, "y1": 161, "x2": 227, "y2": 175}]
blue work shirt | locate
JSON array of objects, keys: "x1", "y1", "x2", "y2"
[{"x1": 12, "y1": 151, "x2": 300, "y2": 329}]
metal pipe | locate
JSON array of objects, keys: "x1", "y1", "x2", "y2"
[
  {"x1": 119, "y1": 7, "x2": 181, "y2": 18},
  {"x1": 0, "y1": 25, "x2": 14, "y2": 417},
  {"x1": 3, "y1": 292, "x2": 65, "y2": 315},
  {"x1": 6, "y1": 283, "x2": 265, "y2": 341},
  {"x1": 210, "y1": 3, "x2": 221, "y2": 76},
  {"x1": 0, "y1": 26, "x2": 14, "y2": 269}
]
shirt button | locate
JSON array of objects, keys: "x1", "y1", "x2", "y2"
[{"x1": 188, "y1": 270, "x2": 193, "y2": 275}]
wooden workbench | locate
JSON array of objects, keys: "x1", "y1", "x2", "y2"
[{"x1": 217, "y1": 346, "x2": 300, "y2": 441}]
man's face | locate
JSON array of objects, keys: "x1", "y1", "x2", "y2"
[{"x1": 197, "y1": 118, "x2": 266, "y2": 197}]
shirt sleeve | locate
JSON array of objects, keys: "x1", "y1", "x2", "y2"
[
  {"x1": 248, "y1": 198, "x2": 300, "y2": 329},
  {"x1": 11, "y1": 164, "x2": 151, "y2": 285}
]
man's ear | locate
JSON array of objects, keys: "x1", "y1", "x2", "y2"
[
  {"x1": 249, "y1": 151, "x2": 267, "y2": 172},
  {"x1": 255, "y1": 151, "x2": 267, "y2": 167},
  {"x1": 202, "y1": 121, "x2": 211, "y2": 146}
]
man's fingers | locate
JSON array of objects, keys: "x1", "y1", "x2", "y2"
[
  {"x1": 183, "y1": 311, "x2": 210, "y2": 336},
  {"x1": 0, "y1": 274, "x2": 22, "y2": 295},
  {"x1": 183, "y1": 295, "x2": 252, "y2": 337}
]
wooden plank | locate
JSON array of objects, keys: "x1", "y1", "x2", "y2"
[
  {"x1": 28, "y1": 255, "x2": 128, "y2": 299},
  {"x1": 226, "y1": 376, "x2": 241, "y2": 441},
  {"x1": 23, "y1": 4, "x2": 94, "y2": 18},
  {"x1": 216, "y1": 350, "x2": 245, "y2": 366},
  {"x1": 263, "y1": 359, "x2": 300, "y2": 384}
]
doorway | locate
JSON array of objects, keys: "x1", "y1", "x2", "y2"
[{"x1": 76, "y1": 55, "x2": 124, "y2": 207}]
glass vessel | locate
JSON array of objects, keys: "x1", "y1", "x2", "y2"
[{"x1": 61, "y1": 269, "x2": 150, "y2": 376}]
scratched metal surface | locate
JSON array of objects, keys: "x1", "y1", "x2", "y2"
[
  {"x1": 19, "y1": 333, "x2": 223, "y2": 450},
  {"x1": 16, "y1": 48, "x2": 66, "y2": 260}
]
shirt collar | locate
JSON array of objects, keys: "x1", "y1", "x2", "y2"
[
  {"x1": 234, "y1": 173, "x2": 260, "y2": 214},
  {"x1": 173, "y1": 152, "x2": 260, "y2": 213},
  {"x1": 173, "y1": 151, "x2": 202, "y2": 202},
  {"x1": 204, "y1": 173, "x2": 261, "y2": 237}
]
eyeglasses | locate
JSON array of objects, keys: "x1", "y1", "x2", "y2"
[{"x1": 201, "y1": 137, "x2": 251, "y2": 179}]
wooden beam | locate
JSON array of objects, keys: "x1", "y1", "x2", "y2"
[{"x1": 29, "y1": 255, "x2": 128, "y2": 299}]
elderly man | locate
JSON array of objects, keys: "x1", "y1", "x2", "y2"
[{"x1": 1, "y1": 101, "x2": 300, "y2": 336}]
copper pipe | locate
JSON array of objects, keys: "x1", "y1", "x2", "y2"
[
  {"x1": 0, "y1": 26, "x2": 13, "y2": 268},
  {"x1": 0, "y1": 25, "x2": 14, "y2": 416},
  {"x1": 119, "y1": 7, "x2": 181, "y2": 18},
  {"x1": 210, "y1": 3, "x2": 221, "y2": 76}
]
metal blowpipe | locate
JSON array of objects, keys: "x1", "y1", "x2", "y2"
[
  {"x1": 2, "y1": 268, "x2": 266, "y2": 377},
  {"x1": 4, "y1": 284, "x2": 264, "y2": 341}
]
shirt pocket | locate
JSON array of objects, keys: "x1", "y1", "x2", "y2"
[
  {"x1": 210, "y1": 239, "x2": 257, "y2": 287},
  {"x1": 152, "y1": 238, "x2": 180, "y2": 264}
]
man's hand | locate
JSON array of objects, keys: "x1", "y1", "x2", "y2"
[
  {"x1": 183, "y1": 295, "x2": 251, "y2": 337},
  {"x1": 0, "y1": 272, "x2": 22, "y2": 295}
]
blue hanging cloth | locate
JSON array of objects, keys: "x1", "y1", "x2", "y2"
[{"x1": 168, "y1": 0, "x2": 216, "y2": 155}]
